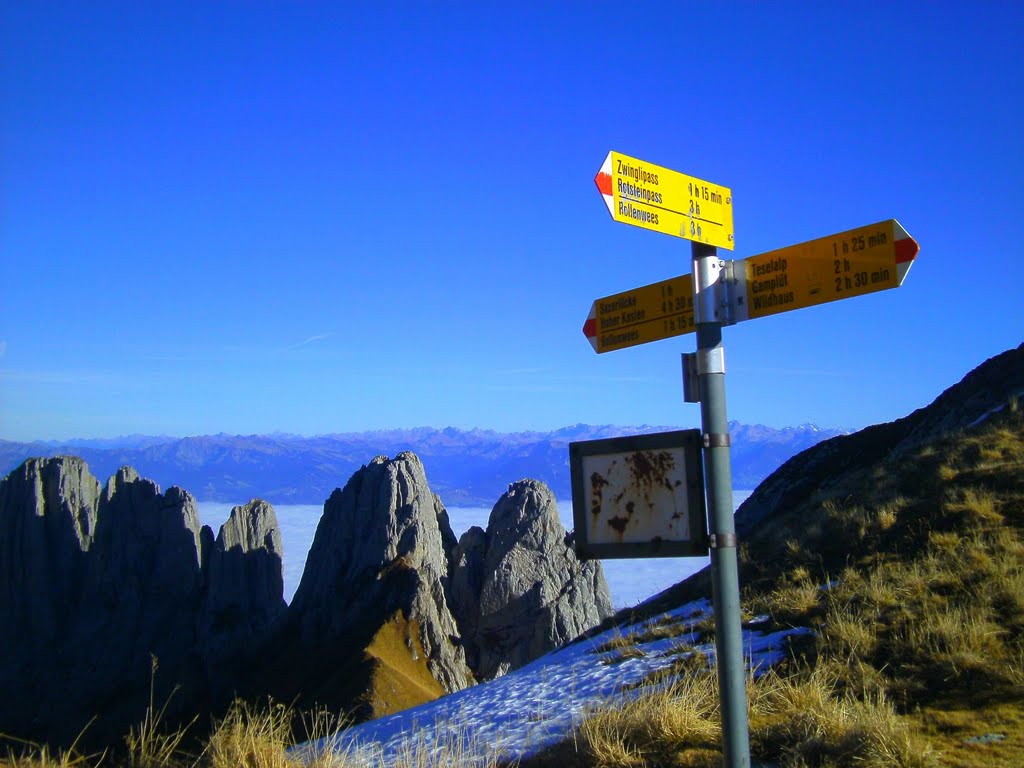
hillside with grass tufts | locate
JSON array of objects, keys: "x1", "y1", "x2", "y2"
[{"x1": 527, "y1": 343, "x2": 1024, "y2": 767}]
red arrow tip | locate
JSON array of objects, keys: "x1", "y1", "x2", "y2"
[
  {"x1": 894, "y1": 236, "x2": 919, "y2": 264},
  {"x1": 595, "y1": 172, "x2": 612, "y2": 197},
  {"x1": 582, "y1": 317, "x2": 597, "y2": 339}
]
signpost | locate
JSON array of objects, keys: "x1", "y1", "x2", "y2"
[
  {"x1": 595, "y1": 151, "x2": 735, "y2": 250},
  {"x1": 578, "y1": 149, "x2": 921, "y2": 768},
  {"x1": 582, "y1": 221, "x2": 919, "y2": 342},
  {"x1": 582, "y1": 274, "x2": 695, "y2": 353},
  {"x1": 734, "y1": 219, "x2": 919, "y2": 322}
]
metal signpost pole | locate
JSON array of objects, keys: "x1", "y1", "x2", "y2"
[{"x1": 692, "y1": 241, "x2": 751, "y2": 768}]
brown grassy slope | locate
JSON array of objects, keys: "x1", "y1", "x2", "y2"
[
  {"x1": 737, "y1": 404, "x2": 1024, "y2": 766},
  {"x1": 361, "y1": 614, "x2": 445, "y2": 718},
  {"x1": 254, "y1": 607, "x2": 447, "y2": 732},
  {"x1": 254, "y1": 547, "x2": 458, "y2": 730},
  {"x1": 735, "y1": 343, "x2": 1024, "y2": 540}
]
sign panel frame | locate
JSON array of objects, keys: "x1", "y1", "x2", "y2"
[
  {"x1": 570, "y1": 430, "x2": 707, "y2": 560},
  {"x1": 732, "y1": 219, "x2": 919, "y2": 323},
  {"x1": 595, "y1": 151, "x2": 735, "y2": 250},
  {"x1": 583, "y1": 273, "x2": 695, "y2": 353},
  {"x1": 581, "y1": 219, "x2": 920, "y2": 355}
]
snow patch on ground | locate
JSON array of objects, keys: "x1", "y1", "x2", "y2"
[{"x1": 295, "y1": 599, "x2": 810, "y2": 766}]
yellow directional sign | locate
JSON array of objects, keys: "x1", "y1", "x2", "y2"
[
  {"x1": 595, "y1": 151, "x2": 735, "y2": 250},
  {"x1": 582, "y1": 220, "x2": 920, "y2": 354},
  {"x1": 583, "y1": 274, "x2": 695, "y2": 354},
  {"x1": 737, "y1": 219, "x2": 919, "y2": 322}
]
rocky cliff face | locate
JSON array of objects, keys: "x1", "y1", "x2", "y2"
[
  {"x1": 259, "y1": 457, "x2": 613, "y2": 719},
  {"x1": 0, "y1": 456, "x2": 100, "y2": 678},
  {"x1": 279, "y1": 452, "x2": 473, "y2": 716},
  {"x1": 449, "y1": 479, "x2": 614, "y2": 680},
  {"x1": 0, "y1": 458, "x2": 286, "y2": 749},
  {"x1": 199, "y1": 499, "x2": 288, "y2": 702}
]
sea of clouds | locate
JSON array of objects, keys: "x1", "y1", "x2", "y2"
[{"x1": 198, "y1": 492, "x2": 752, "y2": 610}]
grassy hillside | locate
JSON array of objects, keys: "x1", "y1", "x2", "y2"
[{"x1": 525, "y1": 400, "x2": 1024, "y2": 767}]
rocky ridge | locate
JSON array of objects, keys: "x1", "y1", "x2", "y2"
[
  {"x1": 735, "y1": 342, "x2": 1024, "y2": 537},
  {"x1": 450, "y1": 479, "x2": 613, "y2": 680},
  {"x1": 265, "y1": 454, "x2": 613, "y2": 719},
  {"x1": 0, "y1": 458, "x2": 286, "y2": 748},
  {"x1": 0, "y1": 452, "x2": 612, "y2": 749},
  {"x1": 275, "y1": 452, "x2": 473, "y2": 717}
]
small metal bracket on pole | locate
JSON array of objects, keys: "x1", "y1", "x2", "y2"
[
  {"x1": 695, "y1": 258, "x2": 743, "y2": 327},
  {"x1": 683, "y1": 348, "x2": 726, "y2": 403},
  {"x1": 682, "y1": 353, "x2": 700, "y2": 403},
  {"x1": 694, "y1": 256, "x2": 727, "y2": 324},
  {"x1": 703, "y1": 432, "x2": 731, "y2": 448},
  {"x1": 698, "y1": 346, "x2": 725, "y2": 375},
  {"x1": 708, "y1": 532, "x2": 738, "y2": 549}
]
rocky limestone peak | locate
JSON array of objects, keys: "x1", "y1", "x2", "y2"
[
  {"x1": 104, "y1": 464, "x2": 141, "y2": 496},
  {"x1": 0, "y1": 456, "x2": 101, "y2": 554},
  {"x1": 0, "y1": 457, "x2": 101, "y2": 665},
  {"x1": 288, "y1": 452, "x2": 472, "y2": 698},
  {"x1": 451, "y1": 479, "x2": 613, "y2": 681},
  {"x1": 45, "y1": 456, "x2": 102, "y2": 550},
  {"x1": 484, "y1": 479, "x2": 564, "y2": 568},
  {"x1": 217, "y1": 498, "x2": 283, "y2": 554},
  {"x1": 72, "y1": 468, "x2": 208, "y2": 744},
  {"x1": 92, "y1": 466, "x2": 204, "y2": 593},
  {"x1": 199, "y1": 499, "x2": 287, "y2": 702},
  {"x1": 0, "y1": 458, "x2": 289, "y2": 750},
  {"x1": 203, "y1": 500, "x2": 286, "y2": 633}
]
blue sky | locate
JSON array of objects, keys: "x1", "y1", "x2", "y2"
[{"x1": 2, "y1": 2, "x2": 1022, "y2": 441}]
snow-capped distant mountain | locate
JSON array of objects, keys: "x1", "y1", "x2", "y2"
[{"x1": 0, "y1": 423, "x2": 846, "y2": 506}]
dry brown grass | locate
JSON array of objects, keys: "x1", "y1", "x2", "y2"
[
  {"x1": 202, "y1": 699, "x2": 349, "y2": 768},
  {"x1": 0, "y1": 743, "x2": 96, "y2": 768},
  {"x1": 749, "y1": 668, "x2": 937, "y2": 768},
  {"x1": 527, "y1": 665, "x2": 936, "y2": 768},
  {"x1": 591, "y1": 613, "x2": 696, "y2": 657},
  {"x1": 570, "y1": 672, "x2": 721, "y2": 767},
  {"x1": 0, "y1": 697, "x2": 503, "y2": 768},
  {"x1": 535, "y1": 406, "x2": 1024, "y2": 766}
]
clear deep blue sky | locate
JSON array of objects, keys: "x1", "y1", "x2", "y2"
[{"x1": 2, "y1": 2, "x2": 1022, "y2": 441}]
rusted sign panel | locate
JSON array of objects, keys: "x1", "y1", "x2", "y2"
[{"x1": 570, "y1": 430, "x2": 707, "y2": 560}]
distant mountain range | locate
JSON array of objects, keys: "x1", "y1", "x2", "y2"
[{"x1": 0, "y1": 423, "x2": 847, "y2": 507}]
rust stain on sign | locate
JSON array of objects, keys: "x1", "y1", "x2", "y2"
[
  {"x1": 570, "y1": 430, "x2": 705, "y2": 556},
  {"x1": 590, "y1": 470, "x2": 610, "y2": 518},
  {"x1": 608, "y1": 516, "x2": 629, "y2": 534},
  {"x1": 582, "y1": 446, "x2": 692, "y2": 546},
  {"x1": 625, "y1": 450, "x2": 676, "y2": 490}
]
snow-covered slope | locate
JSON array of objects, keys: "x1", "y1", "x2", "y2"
[{"x1": 295, "y1": 598, "x2": 809, "y2": 766}]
